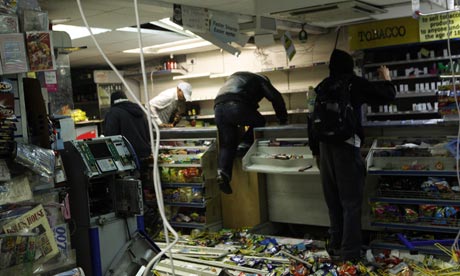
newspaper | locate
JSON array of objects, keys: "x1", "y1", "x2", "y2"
[{"x1": 2, "y1": 204, "x2": 59, "y2": 268}]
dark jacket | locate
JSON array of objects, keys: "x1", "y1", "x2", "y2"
[
  {"x1": 214, "y1": 71, "x2": 288, "y2": 124},
  {"x1": 104, "y1": 101, "x2": 151, "y2": 159},
  {"x1": 308, "y1": 50, "x2": 396, "y2": 156}
]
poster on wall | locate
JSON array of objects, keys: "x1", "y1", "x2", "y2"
[
  {"x1": 419, "y1": 11, "x2": 460, "y2": 42},
  {"x1": 0, "y1": 33, "x2": 29, "y2": 74},
  {"x1": 25, "y1": 31, "x2": 55, "y2": 72}
]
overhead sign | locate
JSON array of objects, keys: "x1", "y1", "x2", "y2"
[
  {"x1": 281, "y1": 31, "x2": 296, "y2": 61},
  {"x1": 173, "y1": 4, "x2": 209, "y2": 33},
  {"x1": 348, "y1": 17, "x2": 419, "y2": 50},
  {"x1": 209, "y1": 11, "x2": 239, "y2": 43},
  {"x1": 419, "y1": 11, "x2": 460, "y2": 42}
]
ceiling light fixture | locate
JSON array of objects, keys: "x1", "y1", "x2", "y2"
[
  {"x1": 52, "y1": 24, "x2": 111, "y2": 39},
  {"x1": 123, "y1": 37, "x2": 213, "y2": 54},
  {"x1": 299, "y1": 24, "x2": 308, "y2": 43}
]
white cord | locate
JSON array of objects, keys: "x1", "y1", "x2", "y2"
[
  {"x1": 442, "y1": 6, "x2": 460, "y2": 257},
  {"x1": 74, "y1": 0, "x2": 180, "y2": 274},
  {"x1": 133, "y1": 1, "x2": 179, "y2": 275}
]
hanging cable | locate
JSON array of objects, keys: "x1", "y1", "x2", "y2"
[{"x1": 74, "y1": 0, "x2": 180, "y2": 275}]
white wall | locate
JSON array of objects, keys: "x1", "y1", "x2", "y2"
[{"x1": 134, "y1": 28, "x2": 350, "y2": 117}]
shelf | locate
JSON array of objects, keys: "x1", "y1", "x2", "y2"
[
  {"x1": 369, "y1": 197, "x2": 460, "y2": 206},
  {"x1": 370, "y1": 240, "x2": 448, "y2": 256},
  {"x1": 261, "y1": 109, "x2": 309, "y2": 116},
  {"x1": 260, "y1": 62, "x2": 328, "y2": 72},
  {"x1": 169, "y1": 220, "x2": 222, "y2": 230},
  {"x1": 371, "y1": 221, "x2": 459, "y2": 233},
  {"x1": 74, "y1": 119, "x2": 104, "y2": 125},
  {"x1": 363, "y1": 119, "x2": 442, "y2": 127},
  {"x1": 162, "y1": 182, "x2": 205, "y2": 188},
  {"x1": 164, "y1": 201, "x2": 206, "y2": 208},
  {"x1": 370, "y1": 74, "x2": 439, "y2": 81},
  {"x1": 366, "y1": 110, "x2": 439, "y2": 116},
  {"x1": 367, "y1": 169, "x2": 457, "y2": 176},
  {"x1": 242, "y1": 137, "x2": 317, "y2": 175},
  {"x1": 395, "y1": 91, "x2": 437, "y2": 98},
  {"x1": 363, "y1": 54, "x2": 460, "y2": 68},
  {"x1": 183, "y1": 109, "x2": 309, "y2": 120},
  {"x1": 158, "y1": 163, "x2": 201, "y2": 168},
  {"x1": 124, "y1": 69, "x2": 186, "y2": 78}
]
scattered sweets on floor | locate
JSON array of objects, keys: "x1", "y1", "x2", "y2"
[{"x1": 153, "y1": 228, "x2": 460, "y2": 275}]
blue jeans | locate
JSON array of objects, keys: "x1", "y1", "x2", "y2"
[
  {"x1": 319, "y1": 141, "x2": 365, "y2": 261},
  {"x1": 214, "y1": 101, "x2": 265, "y2": 181}
]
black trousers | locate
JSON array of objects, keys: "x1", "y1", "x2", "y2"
[
  {"x1": 319, "y1": 141, "x2": 365, "y2": 261},
  {"x1": 214, "y1": 101, "x2": 265, "y2": 181}
]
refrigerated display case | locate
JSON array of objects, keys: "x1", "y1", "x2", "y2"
[{"x1": 149, "y1": 138, "x2": 222, "y2": 230}]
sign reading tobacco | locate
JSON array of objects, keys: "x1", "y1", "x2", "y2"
[{"x1": 348, "y1": 17, "x2": 419, "y2": 50}]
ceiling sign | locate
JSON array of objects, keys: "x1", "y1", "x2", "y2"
[
  {"x1": 173, "y1": 4, "x2": 209, "y2": 33},
  {"x1": 419, "y1": 11, "x2": 460, "y2": 42},
  {"x1": 209, "y1": 11, "x2": 239, "y2": 43},
  {"x1": 281, "y1": 31, "x2": 296, "y2": 61},
  {"x1": 348, "y1": 17, "x2": 419, "y2": 50}
]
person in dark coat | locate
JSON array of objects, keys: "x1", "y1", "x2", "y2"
[
  {"x1": 308, "y1": 49, "x2": 396, "y2": 263},
  {"x1": 104, "y1": 90, "x2": 151, "y2": 161},
  {"x1": 214, "y1": 71, "x2": 288, "y2": 194}
]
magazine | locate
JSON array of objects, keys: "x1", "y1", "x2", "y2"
[
  {"x1": 25, "y1": 31, "x2": 55, "y2": 72},
  {"x1": 0, "y1": 233, "x2": 36, "y2": 275},
  {"x1": 2, "y1": 204, "x2": 59, "y2": 268}
]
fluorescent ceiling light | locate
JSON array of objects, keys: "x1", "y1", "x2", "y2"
[
  {"x1": 153, "y1": 18, "x2": 196, "y2": 37},
  {"x1": 53, "y1": 24, "x2": 111, "y2": 39},
  {"x1": 124, "y1": 37, "x2": 212, "y2": 54},
  {"x1": 116, "y1": 27, "x2": 166, "y2": 35}
]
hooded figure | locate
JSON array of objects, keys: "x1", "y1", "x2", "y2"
[
  {"x1": 308, "y1": 49, "x2": 396, "y2": 264},
  {"x1": 329, "y1": 49, "x2": 354, "y2": 76},
  {"x1": 104, "y1": 90, "x2": 151, "y2": 159}
]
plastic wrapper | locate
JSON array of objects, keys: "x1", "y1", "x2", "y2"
[
  {"x1": 14, "y1": 142, "x2": 55, "y2": 180},
  {"x1": 0, "y1": 175, "x2": 32, "y2": 205},
  {"x1": 403, "y1": 207, "x2": 418, "y2": 223}
]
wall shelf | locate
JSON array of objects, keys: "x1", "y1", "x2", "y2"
[
  {"x1": 363, "y1": 54, "x2": 460, "y2": 68},
  {"x1": 371, "y1": 221, "x2": 459, "y2": 233},
  {"x1": 370, "y1": 74, "x2": 439, "y2": 82},
  {"x1": 366, "y1": 111, "x2": 439, "y2": 116},
  {"x1": 395, "y1": 91, "x2": 437, "y2": 98}
]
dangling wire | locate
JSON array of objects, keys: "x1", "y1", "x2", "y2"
[{"x1": 334, "y1": 26, "x2": 342, "y2": 49}]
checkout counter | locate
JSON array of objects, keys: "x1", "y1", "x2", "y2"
[
  {"x1": 242, "y1": 124, "x2": 329, "y2": 227},
  {"x1": 157, "y1": 125, "x2": 330, "y2": 230}
]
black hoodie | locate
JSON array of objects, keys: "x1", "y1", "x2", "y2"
[
  {"x1": 104, "y1": 101, "x2": 151, "y2": 158},
  {"x1": 308, "y1": 49, "x2": 396, "y2": 156}
]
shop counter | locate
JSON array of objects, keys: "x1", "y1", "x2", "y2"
[
  {"x1": 242, "y1": 124, "x2": 328, "y2": 227},
  {"x1": 158, "y1": 126, "x2": 217, "y2": 139}
]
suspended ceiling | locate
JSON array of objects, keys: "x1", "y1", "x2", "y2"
[{"x1": 37, "y1": 0, "x2": 445, "y2": 68}]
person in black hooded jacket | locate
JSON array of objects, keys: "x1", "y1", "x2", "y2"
[
  {"x1": 308, "y1": 49, "x2": 395, "y2": 263},
  {"x1": 214, "y1": 71, "x2": 288, "y2": 194},
  {"x1": 104, "y1": 90, "x2": 151, "y2": 160}
]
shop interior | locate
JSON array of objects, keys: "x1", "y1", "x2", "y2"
[{"x1": 1, "y1": 0, "x2": 460, "y2": 275}]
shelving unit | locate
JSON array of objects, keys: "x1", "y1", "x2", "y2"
[
  {"x1": 360, "y1": 42, "x2": 460, "y2": 125},
  {"x1": 150, "y1": 138, "x2": 222, "y2": 230},
  {"x1": 366, "y1": 136, "x2": 460, "y2": 252}
]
